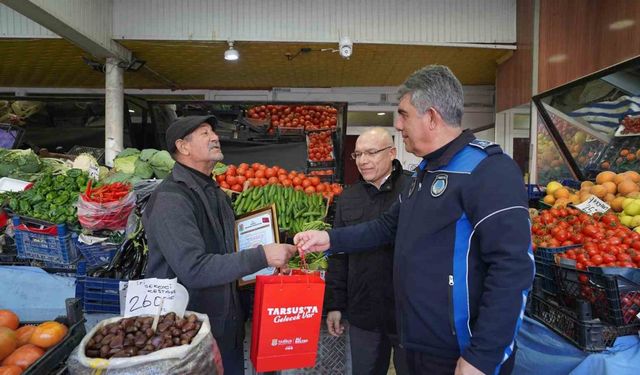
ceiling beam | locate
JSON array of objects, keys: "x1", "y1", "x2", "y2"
[{"x1": 1, "y1": 0, "x2": 131, "y2": 62}]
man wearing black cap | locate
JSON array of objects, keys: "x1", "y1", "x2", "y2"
[{"x1": 143, "y1": 116, "x2": 297, "y2": 374}]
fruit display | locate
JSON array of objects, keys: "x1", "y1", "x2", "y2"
[
  {"x1": 0, "y1": 309, "x2": 69, "y2": 372},
  {"x1": 213, "y1": 162, "x2": 343, "y2": 199},
  {"x1": 531, "y1": 209, "x2": 640, "y2": 269},
  {"x1": 541, "y1": 170, "x2": 640, "y2": 210},
  {"x1": 535, "y1": 115, "x2": 574, "y2": 184},
  {"x1": 233, "y1": 185, "x2": 328, "y2": 233},
  {"x1": 246, "y1": 105, "x2": 338, "y2": 132},
  {"x1": 84, "y1": 313, "x2": 202, "y2": 359},
  {"x1": 306, "y1": 130, "x2": 334, "y2": 163},
  {"x1": 618, "y1": 115, "x2": 640, "y2": 135}
]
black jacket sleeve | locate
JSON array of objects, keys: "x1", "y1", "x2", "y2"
[
  {"x1": 324, "y1": 200, "x2": 349, "y2": 312},
  {"x1": 328, "y1": 199, "x2": 400, "y2": 254},
  {"x1": 461, "y1": 155, "x2": 534, "y2": 374},
  {"x1": 143, "y1": 190, "x2": 268, "y2": 289}
]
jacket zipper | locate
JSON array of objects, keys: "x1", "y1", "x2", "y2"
[{"x1": 448, "y1": 275, "x2": 457, "y2": 336}]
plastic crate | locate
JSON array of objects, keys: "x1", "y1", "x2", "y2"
[
  {"x1": 529, "y1": 295, "x2": 619, "y2": 352},
  {"x1": 24, "y1": 298, "x2": 86, "y2": 375},
  {"x1": 533, "y1": 245, "x2": 581, "y2": 294},
  {"x1": 553, "y1": 264, "x2": 640, "y2": 327},
  {"x1": 527, "y1": 184, "x2": 545, "y2": 200},
  {"x1": 72, "y1": 233, "x2": 119, "y2": 267},
  {"x1": 12, "y1": 216, "x2": 79, "y2": 265},
  {"x1": 75, "y1": 262, "x2": 123, "y2": 314}
]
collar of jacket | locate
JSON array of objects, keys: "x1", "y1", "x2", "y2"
[
  {"x1": 170, "y1": 162, "x2": 224, "y2": 237},
  {"x1": 360, "y1": 159, "x2": 404, "y2": 193},
  {"x1": 419, "y1": 129, "x2": 475, "y2": 171}
]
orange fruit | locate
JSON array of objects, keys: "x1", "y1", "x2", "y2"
[
  {"x1": 0, "y1": 328, "x2": 17, "y2": 362},
  {"x1": 0, "y1": 312, "x2": 18, "y2": 331},
  {"x1": 28, "y1": 322, "x2": 67, "y2": 349},
  {"x1": 580, "y1": 180, "x2": 594, "y2": 189},
  {"x1": 596, "y1": 171, "x2": 616, "y2": 184},
  {"x1": 14, "y1": 327, "x2": 34, "y2": 348},
  {"x1": 1, "y1": 344, "x2": 44, "y2": 369},
  {"x1": 602, "y1": 181, "x2": 617, "y2": 195},
  {"x1": 543, "y1": 195, "x2": 555, "y2": 205},
  {"x1": 617, "y1": 180, "x2": 639, "y2": 196},
  {"x1": 624, "y1": 171, "x2": 640, "y2": 183},
  {"x1": 590, "y1": 185, "x2": 607, "y2": 198},
  {"x1": 553, "y1": 187, "x2": 570, "y2": 200}
]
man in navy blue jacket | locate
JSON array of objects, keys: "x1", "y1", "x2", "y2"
[{"x1": 295, "y1": 65, "x2": 534, "y2": 375}]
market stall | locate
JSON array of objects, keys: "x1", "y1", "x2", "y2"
[{"x1": 516, "y1": 57, "x2": 640, "y2": 374}]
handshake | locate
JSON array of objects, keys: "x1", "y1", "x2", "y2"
[{"x1": 262, "y1": 230, "x2": 331, "y2": 268}]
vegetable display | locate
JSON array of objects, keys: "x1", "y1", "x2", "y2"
[
  {"x1": 233, "y1": 185, "x2": 327, "y2": 233},
  {"x1": 307, "y1": 130, "x2": 334, "y2": 162},
  {"x1": 7, "y1": 169, "x2": 88, "y2": 225},
  {"x1": 246, "y1": 105, "x2": 338, "y2": 132},
  {"x1": 287, "y1": 221, "x2": 331, "y2": 270}
]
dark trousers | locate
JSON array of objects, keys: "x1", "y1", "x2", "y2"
[
  {"x1": 349, "y1": 324, "x2": 409, "y2": 375},
  {"x1": 219, "y1": 345, "x2": 244, "y2": 375},
  {"x1": 406, "y1": 348, "x2": 516, "y2": 375}
]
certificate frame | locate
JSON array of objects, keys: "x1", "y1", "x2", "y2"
[{"x1": 234, "y1": 204, "x2": 280, "y2": 286}]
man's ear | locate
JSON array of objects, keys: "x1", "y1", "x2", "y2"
[
  {"x1": 176, "y1": 140, "x2": 190, "y2": 156},
  {"x1": 426, "y1": 107, "x2": 441, "y2": 131}
]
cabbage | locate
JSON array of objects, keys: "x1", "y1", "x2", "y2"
[
  {"x1": 139, "y1": 148, "x2": 159, "y2": 162},
  {"x1": 72, "y1": 153, "x2": 98, "y2": 172},
  {"x1": 134, "y1": 159, "x2": 154, "y2": 179},
  {"x1": 113, "y1": 155, "x2": 138, "y2": 174},
  {"x1": 117, "y1": 148, "x2": 141, "y2": 158},
  {"x1": 0, "y1": 149, "x2": 42, "y2": 177},
  {"x1": 149, "y1": 150, "x2": 175, "y2": 179}
]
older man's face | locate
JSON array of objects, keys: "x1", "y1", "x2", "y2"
[
  {"x1": 395, "y1": 94, "x2": 430, "y2": 157},
  {"x1": 354, "y1": 133, "x2": 395, "y2": 187},
  {"x1": 182, "y1": 123, "x2": 224, "y2": 163}
]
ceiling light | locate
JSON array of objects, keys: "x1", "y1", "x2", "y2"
[
  {"x1": 609, "y1": 19, "x2": 635, "y2": 30},
  {"x1": 377, "y1": 112, "x2": 386, "y2": 116},
  {"x1": 224, "y1": 41, "x2": 239, "y2": 61},
  {"x1": 129, "y1": 109, "x2": 135, "y2": 113}
]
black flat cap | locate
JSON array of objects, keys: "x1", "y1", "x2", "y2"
[{"x1": 166, "y1": 115, "x2": 217, "y2": 154}]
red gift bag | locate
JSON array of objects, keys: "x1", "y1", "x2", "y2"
[{"x1": 250, "y1": 270, "x2": 325, "y2": 372}]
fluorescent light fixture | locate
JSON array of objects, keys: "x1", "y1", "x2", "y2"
[
  {"x1": 129, "y1": 109, "x2": 135, "y2": 113},
  {"x1": 548, "y1": 54, "x2": 567, "y2": 63},
  {"x1": 225, "y1": 41, "x2": 239, "y2": 61},
  {"x1": 377, "y1": 112, "x2": 386, "y2": 116},
  {"x1": 609, "y1": 19, "x2": 635, "y2": 30}
]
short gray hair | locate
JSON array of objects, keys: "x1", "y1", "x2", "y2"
[{"x1": 397, "y1": 65, "x2": 464, "y2": 126}]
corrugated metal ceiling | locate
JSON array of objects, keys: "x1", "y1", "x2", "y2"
[{"x1": 0, "y1": 39, "x2": 509, "y2": 89}]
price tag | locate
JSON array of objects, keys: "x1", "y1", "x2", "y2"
[
  {"x1": 88, "y1": 163, "x2": 100, "y2": 180},
  {"x1": 573, "y1": 195, "x2": 610, "y2": 215},
  {"x1": 122, "y1": 278, "x2": 189, "y2": 318}
]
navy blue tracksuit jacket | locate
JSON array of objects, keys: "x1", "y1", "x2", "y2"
[{"x1": 328, "y1": 130, "x2": 534, "y2": 374}]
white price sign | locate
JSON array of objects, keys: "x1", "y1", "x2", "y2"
[
  {"x1": 121, "y1": 278, "x2": 189, "y2": 318},
  {"x1": 88, "y1": 163, "x2": 100, "y2": 180},
  {"x1": 574, "y1": 195, "x2": 610, "y2": 215}
]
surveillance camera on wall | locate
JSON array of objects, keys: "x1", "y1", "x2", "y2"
[{"x1": 339, "y1": 36, "x2": 353, "y2": 59}]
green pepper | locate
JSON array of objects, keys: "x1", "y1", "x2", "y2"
[
  {"x1": 9, "y1": 198, "x2": 18, "y2": 210},
  {"x1": 46, "y1": 192, "x2": 56, "y2": 202},
  {"x1": 76, "y1": 175, "x2": 88, "y2": 189},
  {"x1": 41, "y1": 175, "x2": 52, "y2": 187},
  {"x1": 66, "y1": 168, "x2": 82, "y2": 178},
  {"x1": 19, "y1": 200, "x2": 31, "y2": 213},
  {"x1": 66, "y1": 206, "x2": 76, "y2": 215},
  {"x1": 53, "y1": 192, "x2": 70, "y2": 205},
  {"x1": 55, "y1": 175, "x2": 65, "y2": 183}
]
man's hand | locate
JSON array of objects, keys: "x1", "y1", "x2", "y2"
[
  {"x1": 455, "y1": 357, "x2": 484, "y2": 375},
  {"x1": 326, "y1": 311, "x2": 345, "y2": 337},
  {"x1": 263, "y1": 244, "x2": 297, "y2": 268},
  {"x1": 293, "y1": 230, "x2": 330, "y2": 253}
]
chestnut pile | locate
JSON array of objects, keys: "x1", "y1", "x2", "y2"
[{"x1": 85, "y1": 313, "x2": 202, "y2": 359}]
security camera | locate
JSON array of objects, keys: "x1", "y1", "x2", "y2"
[{"x1": 339, "y1": 36, "x2": 353, "y2": 59}]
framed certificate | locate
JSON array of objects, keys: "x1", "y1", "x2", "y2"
[{"x1": 234, "y1": 204, "x2": 280, "y2": 285}]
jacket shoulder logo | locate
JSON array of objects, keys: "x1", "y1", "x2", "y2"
[
  {"x1": 431, "y1": 174, "x2": 448, "y2": 197},
  {"x1": 469, "y1": 139, "x2": 495, "y2": 149}
]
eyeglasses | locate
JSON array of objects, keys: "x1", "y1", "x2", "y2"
[{"x1": 351, "y1": 146, "x2": 393, "y2": 160}]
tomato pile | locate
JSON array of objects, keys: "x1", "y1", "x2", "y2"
[
  {"x1": 532, "y1": 208, "x2": 640, "y2": 268},
  {"x1": 309, "y1": 169, "x2": 334, "y2": 176},
  {"x1": 214, "y1": 163, "x2": 343, "y2": 199},
  {"x1": 620, "y1": 115, "x2": 640, "y2": 135},
  {"x1": 307, "y1": 131, "x2": 334, "y2": 162},
  {"x1": 247, "y1": 105, "x2": 338, "y2": 132},
  {"x1": 0, "y1": 309, "x2": 68, "y2": 373}
]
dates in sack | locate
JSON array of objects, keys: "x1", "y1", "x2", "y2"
[{"x1": 84, "y1": 313, "x2": 201, "y2": 359}]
